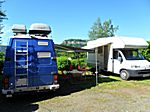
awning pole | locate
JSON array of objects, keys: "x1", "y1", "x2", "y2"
[{"x1": 95, "y1": 47, "x2": 98, "y2": 85}]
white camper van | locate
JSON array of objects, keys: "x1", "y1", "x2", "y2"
[{"x1": 83, "y1": 37, "x2": 150, "y2": 80}]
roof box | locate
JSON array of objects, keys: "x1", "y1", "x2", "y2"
[
  {"x1": 29, "y1": 23, "x2": 51, "y2": 36},
  {"x1": 12, "y1": 24, "x2": 27, "y2": 34}
]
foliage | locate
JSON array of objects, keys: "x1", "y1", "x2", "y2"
[
  {"x1": 71, "y1": 58, "x2": 86, "y2": 68},
  {"x1": 0, "y1": 1, "x2": 7, "y2": 34},
  {"x1": 0, "y1": 52, "x2": 4, "y2": 60},
  {"x1": 0, "y1": 51, "x2": 5, "y2": 89},
  {"x1": 57, "y1": 57, "x2": 70, "y2": 70},
  {"x1": 57, "y1": 55, "x2": 87, "y2": 70},
  {"x1": 141, "y1": 41, "x2": 150, "y2": 61},
  {"x1": 70, "y1": 59, "x2": 78, "y2": 68},
  {"x1": 0, "y1": 52, "x2": 4, "y2": 75},
  {"x1": 88, "y1": 17, "x2": 118, "y2": 40}
]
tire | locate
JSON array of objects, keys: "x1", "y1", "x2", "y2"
[{"x1": 120, "y1": 70, "x2": 130, "y2": 80}]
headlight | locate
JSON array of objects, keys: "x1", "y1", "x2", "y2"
[{"x1": 131, "y1": 65, "x2": 140, "y2": 68}]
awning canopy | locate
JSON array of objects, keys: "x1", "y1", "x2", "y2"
[
  {"x1": 82, "y1": 36, "x2": 148, "y2": 49},
  {"x1": 82, "y1": 42, "x2": 112, "y2": 49}
]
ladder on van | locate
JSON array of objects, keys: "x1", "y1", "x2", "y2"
[{"x1": 14, "y1": 40, "x2": 28, "y2": 88}]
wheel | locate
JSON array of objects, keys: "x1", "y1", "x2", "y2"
[{"x1": 120, "y1": 70, "x2": 130, "y2": 80}]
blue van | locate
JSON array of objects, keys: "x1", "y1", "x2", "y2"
[{"x1": 2, "y1": 23, "x2": 59, "y2": 97}]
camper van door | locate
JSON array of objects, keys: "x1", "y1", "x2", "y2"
[{"x1": 113, "y1": 50, "x2": 124, "y2": 74}]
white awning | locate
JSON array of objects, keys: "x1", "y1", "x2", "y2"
[
  {"x1": 83, "y1": 37, "x2": 148, "y2": 49},
  {"x1": 82, "y1": 42, "x2": 112, "y2": 49}
]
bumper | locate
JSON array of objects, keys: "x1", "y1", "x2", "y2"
[
  {"x1": 2, "y1": 84, "x2": 60, "y2": 95},
  {"x1": 127, "y1": 69, "x2": 150, "y2": 77},
  {"x1": 2, "y1": 89, "x2": 14, "y2": 95}
]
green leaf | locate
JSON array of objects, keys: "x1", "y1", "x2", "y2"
[{"x1": 88, "y1": 17, "x2": 119, "y2": 40}]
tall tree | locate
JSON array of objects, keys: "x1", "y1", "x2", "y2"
[
  {"x1": 141, "y1": 41, "x2": 150, "y2": 61},
  {"x1": 0, "y1": 0, "x2": 7, "y2": 44},
  {"x1": 0, "y1": 1, "x2": 6, "y2": 33},
  {"x1": 88, "y1": 17, "x2": 118, "y2": 40}
]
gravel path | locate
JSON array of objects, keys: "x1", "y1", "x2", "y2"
[{"x1": 36, "y1": 84, "x2": 150, "y2": 112}]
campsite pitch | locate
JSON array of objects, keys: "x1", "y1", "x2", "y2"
[{"x1": 0, "y1": 76, "x2": 150, "y2": 112}]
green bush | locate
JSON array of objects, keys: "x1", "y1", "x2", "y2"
[
  {"x1": 57, "y1": 56, "x2": 87, "y2": 70},
  {"x1": 57, "y1": 57, "x2": 71, "y2": 70},
  {"x1": 0, "y1": 52, "x2": 4, "y2": 75},
  {"x1": 70, "y1": 59, "x2": 78, "y2": 69},
  {"x1": 142, "y1": 49, "x2": 150, "y2": 61},
  {"x1": 0, "y1": 52, "x2": 4, "y2": 90},
  {"x1": 141, "y1": 41, "x2": 150, "y2": 61}
]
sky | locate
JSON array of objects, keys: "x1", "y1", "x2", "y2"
[{"x1": 1, "y1": 0, "x2": 150, "y2": 45}]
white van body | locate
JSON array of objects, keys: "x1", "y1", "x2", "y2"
[{"x1": 83, "y1": 36, "x2": 150, "y2": 80}]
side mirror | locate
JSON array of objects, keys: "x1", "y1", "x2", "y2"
[{"x1": 118, "y1": 57, "x2": 123, "y2": 63}]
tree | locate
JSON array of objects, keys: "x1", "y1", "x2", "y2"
[
  {"x1": 0, "y1": 1, "x2": 7, "y2": 31},
  {"x1": 0, "y1": 0, "x2": 7, "y2": 44},
  {"x1": 88, "y1": 17, "x2": 118, "y2": 40},
  {"x1": 141, "y1": 41, "x2": 150, "y2": 61}
]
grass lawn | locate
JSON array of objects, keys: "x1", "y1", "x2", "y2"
[
  {"x1": 97, "y1": 75, "x2": 150, "y2": 89},
  {"x1": 35, "y1": 75, "x2": 150, "y2": 112},
  {"x1": 0, "y1": 74, "x2": 150, "y2": 112}
]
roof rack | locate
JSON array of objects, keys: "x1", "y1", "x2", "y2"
[
  {"x1": 12, "y1": 24, "x2": 27, "y2": 35},
  {"x1": 29, "y1": 23, "x2": 51, "y2": 37}
]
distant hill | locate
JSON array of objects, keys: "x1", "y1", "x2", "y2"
[{"x1": 61, "y1": 39, "x2": 88, "y2": 48}]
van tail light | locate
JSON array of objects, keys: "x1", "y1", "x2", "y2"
[
  {"x1": 54, "y1": 75, "x2": 58, "y2": 84},
  {"x1": 3, "y1": 77, "x2": 9, "y2": 89}
]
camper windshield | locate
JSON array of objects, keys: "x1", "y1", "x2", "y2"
[{"x1": 121, "y1": 49, "x2": 145, "y2": 60}]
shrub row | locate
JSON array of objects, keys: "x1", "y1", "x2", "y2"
[{"x1": 57, "y1": 56, "x2": 87, "y2": 70}]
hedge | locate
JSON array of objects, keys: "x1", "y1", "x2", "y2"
[{"x1": 57, "y1": 56, "x2": 87, "y2": 70}]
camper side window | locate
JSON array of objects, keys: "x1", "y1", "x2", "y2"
[{"x1": 113, "y1": 51, "x2": 118, "y2": 59}]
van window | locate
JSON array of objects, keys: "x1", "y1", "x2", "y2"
[
  {"x1": 113, "y1": 50, "x2": 118, "y2": 59},
  {"x1": 118, "y1": 53, "x2": 122, "y2": 58},
  {"x1": 38, "y1": 41, "x2": 48, "y2": 46},
  {"x1": 121, "y1": 49, "x2": 145, "y2": 60},
  {"x1": 37, "y1": 52, "x2": 51, "y2": 58}
]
